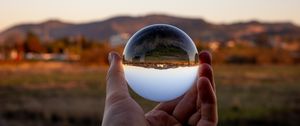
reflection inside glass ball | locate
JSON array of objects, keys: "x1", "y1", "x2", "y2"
[{"x1": 123, "y1": 24, "x2": 199, "y2": 102}]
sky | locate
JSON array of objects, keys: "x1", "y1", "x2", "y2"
[{"x1": 0, "y1": 0, "x2": 300, "y2": 32}]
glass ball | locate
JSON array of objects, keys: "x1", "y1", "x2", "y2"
[{"x1": 123, "y1": 24, "x2": 199, "y2": 102}]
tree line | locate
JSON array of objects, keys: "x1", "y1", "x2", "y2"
[{"x1": 1, "y1": 32, "x2": 299, "y2": 65}]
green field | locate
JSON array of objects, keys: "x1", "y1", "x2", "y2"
[{"x1": 0, "y1": 62, "x2": 300, "y2": 126}]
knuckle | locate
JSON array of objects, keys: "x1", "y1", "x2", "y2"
[{"x1": 106, "y1": 92, "x2": 128, "y2": 105}]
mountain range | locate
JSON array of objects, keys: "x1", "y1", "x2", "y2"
[{"x1": 1, "y1": 14, "x2": 300, "y2": 44}]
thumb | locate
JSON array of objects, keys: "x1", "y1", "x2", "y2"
[{"x1": 106, "y1": 52, "x2": 130, "y2": 104}]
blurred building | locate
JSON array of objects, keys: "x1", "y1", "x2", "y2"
[
  {"x1": 226, "y1": 40, "x2": 236, "y2": 48},
  {"x1": 208, "y1": 41, "x2": 221, "y2": 51},
  {"x1": 25, "y1": 53, "x2": 80, "y2": 61}
]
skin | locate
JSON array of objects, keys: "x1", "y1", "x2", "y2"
[{"x1": 102, "y1": 51, "x2": 218, "y2": 126}]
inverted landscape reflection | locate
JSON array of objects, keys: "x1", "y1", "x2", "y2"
[{"x1": 123, "y1": 24, "x2": 200, "y2": 101}]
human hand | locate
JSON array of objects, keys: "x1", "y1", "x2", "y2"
[{"x1": 102, "y1": 51, "x2": 217, "y2": 126}]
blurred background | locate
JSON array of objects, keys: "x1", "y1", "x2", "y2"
[{"x1": 1, "y1": 0, "x2": 300, "y2": 125}]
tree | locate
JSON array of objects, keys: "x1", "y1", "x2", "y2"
[{"x1": 24, "y1": 32, "x2": 44, "y2": 53}]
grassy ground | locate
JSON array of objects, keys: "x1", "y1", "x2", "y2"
[
  {"x1": 0, "y1": 62, "x2": 300, "y2": 126},
  {"x1": 215, "y1": 65, "x2": 300, "y2": 126}
]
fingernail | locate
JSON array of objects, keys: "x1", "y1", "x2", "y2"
[{"x1": 108, "y1": 52, "x2": 114, "y2": 64}]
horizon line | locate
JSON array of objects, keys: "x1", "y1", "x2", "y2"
[{"x1": 1, "y1": 13, "x2": 299, "y2": 33}]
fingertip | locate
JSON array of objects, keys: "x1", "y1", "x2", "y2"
[
  {"x1": 154, "y1": 95, "x2": 183, "y2": 114},
  {"x1": 107, "y1": 51, "x2": 123, "y2": 79},
  {"x1": 199, "y1": 51, "x2": 212, "y2": 65},
  {"x1": 108, "y1": 51, "x2": 122, "y2": 65}
]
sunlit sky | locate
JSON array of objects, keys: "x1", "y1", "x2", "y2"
[{"x1": 1, "y1": 0, "x2": 300, "y2": 32}]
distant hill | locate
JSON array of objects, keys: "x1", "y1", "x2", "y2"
[{"x1": 0, "y1": 14, "x2": 300, "y2": 44}]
